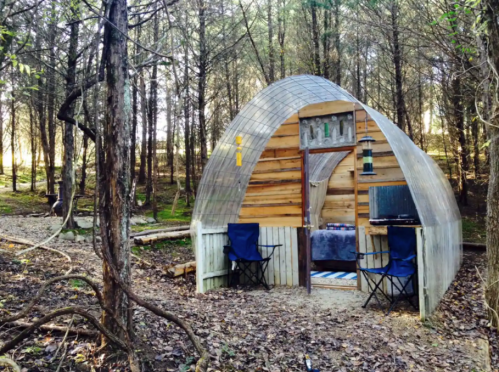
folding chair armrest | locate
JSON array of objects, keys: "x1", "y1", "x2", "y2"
[
  {"x1": 400, "y1": 254, "x2": 417, "y2": 261},
  {"x1": 354, "y1": 251, "x2": 389, "y2": 258},
  {"x1": 258, "y1": 244, "x2": 282, "y2": 258}
]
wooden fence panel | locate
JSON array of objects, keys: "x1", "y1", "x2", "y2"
[{"x1": 196, "y1": 223, "x2": 299, "y2": 293}]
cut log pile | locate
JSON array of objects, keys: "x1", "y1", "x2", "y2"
[
  {"x1": 166, "y1": 261, "x2": 196, "y2": 277},
  {"x1": 133, "y1": 229, "x2": 191, "y2": 245}
]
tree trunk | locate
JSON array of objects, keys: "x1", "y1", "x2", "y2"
[
  {"x1": 184, "y1": 45, "x2": 192, "y2": 201},
  {"x1": 198, "y1": 0, "x2": 208, "y2": 170},
  {"x1": 146, "y1": 74, "x2": 154, "y2": 205},
  {"x1": 131, "y1": 76, "x2": 138, "y2": 181},
  {"x1": 391, "y1": 0, "x2": 406, "y2": 133},
  {"x1": 166, "y1": 85, "x2": 174, "y2": 184},
  {"x1": 277, "y1": 0, "x2": 286, "y2": 80},
  {"x1": 311, "y1": 3, "x2": 321, "y2": 76},
  {"x1": 138, "y1": 74, "x2": 147, "y2": 184},
  {"x1": 322, "y1": 1, "x2": 331, "y2": 80},
  {"x1": 0, "y1": 90, "x2": 3, "y2": 175},
  {"x1": 150, "y1": 9, "x2": 158, "y2": 217},
  {"x1": 30, "y1": 105, "x2": 37, "y2": 192},
  {"x1": 451, "y1": 75, "x2": 468, "y2": 206},
  {"x1": 100, "y1": 0, "x2": 133, "y2": 341},
  {"x1": 10, "y1": 92, "x2": 16, "y2": 192},
  {"x1": 190, "y1": 105, "x2": 196, "y2": 198},
  {"x1": 46, "y1": 2, "x2": 57, "y2": 194},
  {"x1": 79, "y1": 133, "x2": 89, "y2": 195},
  {"x1": 62, "y1": 0, "x2": 80, "y2": 229},
  {"x1": 484, "y1": 0, "x2": 499, "y2": 329},
  {"x1": 267, "y1": 0, "x2": 275, "y2": 83},
  {"x1": 332, "y1": 0, "x2": 341, "y2": 85}
]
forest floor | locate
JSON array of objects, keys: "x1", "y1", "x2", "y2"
[{"x1": 0, "y1": 216, "x2": 496, "y2": 372}]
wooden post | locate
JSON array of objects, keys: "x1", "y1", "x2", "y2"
[
  {"x1": 196, "y1": 222, "x2": 204, "y2": 293},
  {"x1": 416, "y1": 227, "x2": 426, "y2": 320},
  {"x1": 297, "y1": 227, "x2": 307, "y2": 287}
]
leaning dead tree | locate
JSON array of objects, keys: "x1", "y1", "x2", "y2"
[{"x1": 0, "y1": 0, "x2": 209, "y2": 370}]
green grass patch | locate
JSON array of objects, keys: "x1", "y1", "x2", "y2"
[
  {"x1": 132, "y1": 238, "x2": 191, "y2": 256},
  {"x1": 69, "y1": 278, "x2": 85, "y2": 288},
  {"x1": 147, "y1": 196, "x2": 192, "y2": 223},
  {"x1": 0, "y1": 203, "x2": 13, "y2": 213},
  {"x1": 462, "y1": 216, "x2": 486, "y2": 244}
]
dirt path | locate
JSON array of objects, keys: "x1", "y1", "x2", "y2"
[{"x1": 0, "y1": 216, "x2": 495, "y2": 372}]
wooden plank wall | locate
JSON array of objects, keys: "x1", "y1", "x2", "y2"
[
  {"x1": 322, "y1": 152, "x2": 356, "y2": 226},
  {"x1": 196, "y1": 223, "x2": 299, "y2": 293},
  {"x1": 195, "y1": 225, "x2": 229, "y2": 294},
  {"x1": 355, "y1": 110, "x2": 407, "y2": 228},
  {"x1": 239, "y1": 114, "x2": 303, "y2": 227}
]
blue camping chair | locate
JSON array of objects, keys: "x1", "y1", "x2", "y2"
[
  {"x1": 223, "y1": 223, "x2": 281, "y2": 290},
  {"x1": 356, "y1": 226, "x2": 418, "y2": 315}
]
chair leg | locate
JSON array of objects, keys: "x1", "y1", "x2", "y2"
[
  {"x1": 385, "y1": 274, "x2": 417, "y2": 315},
  {"x1": 259, "y1": 261, "x2": 270, "y2": 290},
  {"x1": 362, "y1": 271, "x2": 390, "y2": 310}
]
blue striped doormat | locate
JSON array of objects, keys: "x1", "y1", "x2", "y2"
[{"x1": 311, "y1": 271, "x2": 357, "y2": 280}]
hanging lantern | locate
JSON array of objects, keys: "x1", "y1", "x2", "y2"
[
  {"x1": 359, "y1": 135, "x2": 376, "y2": 175},
  {"x1": 235, "y1": 135, "x2": 242, "y2": 167}
]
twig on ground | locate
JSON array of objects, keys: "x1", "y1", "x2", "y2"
[
  {"x1": 0, "y1": 307, "x2": 127, "y2": 355},
  {"x1": 0, "y1": 234, "x2": 73, "y2": 275},
  {"x1": 0, "y1": 356, "x2": 21, "y2": 372},
  {"x1": 55, "y1": 343, "x2": 68, "y2": 372},
  {"x1": 0, "y1": 275, "x2": 103, "y2": 326},
  {"x1": 131, "y1": 253, "x2": 153, "y2": 266},
  {"x1": 100, "y1": 245, "x2": 210, "y2": 371},
  {"x1": 51, "y1": 315, "x2": 74, "y2": 363},
  {"x1": 6, "y1": 320, "x2": 99, "y2": 337}
]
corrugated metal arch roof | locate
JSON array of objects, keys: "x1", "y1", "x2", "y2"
[
  {"x1": 192, "y1": 74, "x2": 460, "y2": 231},
  {"x1": 192, "y1": 74, "x2": 461, "y2": 317}
]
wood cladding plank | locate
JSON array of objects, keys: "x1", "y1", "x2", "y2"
[
  {"x1": 239, "y1": 204, "x2": 302, "y2": 217},
  {"x1": 253, "y1": 167, "x2": 301, "y2": 174},
  {"x1": 266, "y1": 135, "x2": 300, "y2": 149},
  {"x1": 325, "y1": 194, "x2": 355, "y2": 202},
  {"x1": 248, "y1": 179, "x2": 301, "y2": 186},
  {"x1": 327, "y1": 187, "x2": 355, "y2": 195},
  {"x1": 243, "y1": 195, "x2": 301, "y2": 205},
  {"x1": 355, "y1": 111, "x2": 372, "y2": 123},
  {"x1": 283, "y1": 114, "x2": 299, "y2": 124},
  {"x1": 254, "y1": 160, "x2": 301, "y2": 172},
  {"x1": 275, "y1": 148, "x2": 301, "y2": 158},
  {"x1": 246, "y1": 183, "x2": 302, "y2": 196},
  {"x1": 357, "y1": 167, "x2": 405, "y2": 182},
  {"x1": 323, "y1": 200, "x2": 355, "y2": 209},
  {"x1": 273, "y1": 123, "x2": 299, "y2": 136},
  {"x1": 241, "y1": 202, "x2": 301, "y2": 208},
  {"x1": 250, "y1": 170, "x2": 301, "y2": 181},
  {"x1": 239, "y1": 216, "x2": 302, "y2": 227},
  {"x1": 356, "y1": 120, "x2": 377, "y2": 131},
  {"x1": 299, "y1": 100, "x2": 358, "y2": 118}
]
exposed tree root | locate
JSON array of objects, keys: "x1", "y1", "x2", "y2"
[
  {"x1": 5, "y1": 320, "x2": 99, "y2": 337},
  {"x1": 0, "y1": 275, "x2": 104, "y2": 326},
  {"x1": 100, "y1": 246, "x2": 210, "y2": 371},
  {"x1": 0, "y1": 356, "x2": 21, "y2": 372},
  {"x1": 0, "y1": 307, "x2": 127, "y2": 355},
  {"x1": 0, "y1": 234, "x2": 73, "y2": 274}
]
